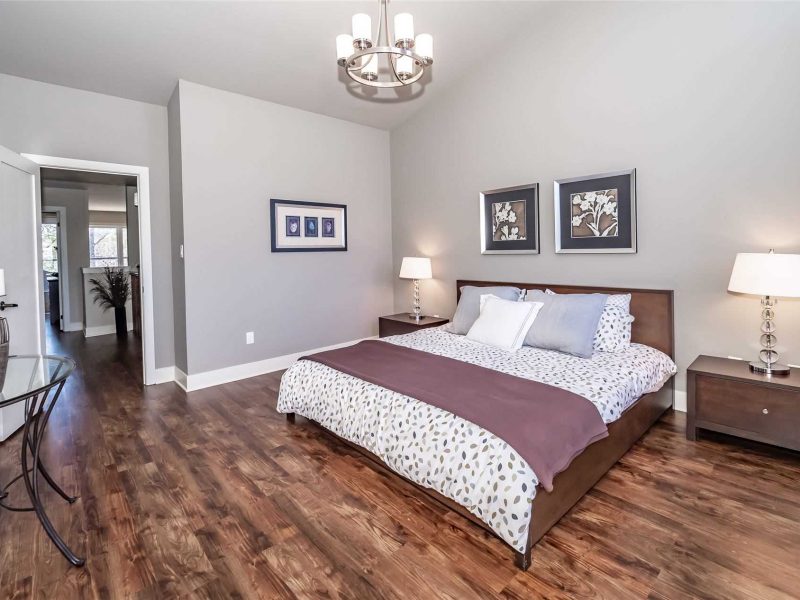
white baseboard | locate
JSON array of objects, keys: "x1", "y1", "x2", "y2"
[
  {"x1": 84, "y1": 322, "x2": 134, "y2": 338},
  {"x1": 673, "y1": 390, "x2": 687, "y2": 412},
  {"x1": 174, "y1": 367, "x2": 188, "y2": 391},
  {"x1": 177, "y1": 336, "x2": 377, "y2": 393},
  {"x1": 153, "y1": 366, "x2": 176, "y2": 385},
  {"x1": 63, "y1": 321, "x2": 83, "y2": 332}
]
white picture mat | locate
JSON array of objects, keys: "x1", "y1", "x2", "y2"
[{"x1": 274, "y1": 203, "x2": 346, "y2": 248}]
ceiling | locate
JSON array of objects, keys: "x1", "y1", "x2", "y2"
[{"x1": 0, "y1": 1, "x2": 540, "y2": 130}]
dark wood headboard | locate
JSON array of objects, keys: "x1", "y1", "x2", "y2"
[{"x1": 456, "y1": 280, "x2": 674, "y2": 359}]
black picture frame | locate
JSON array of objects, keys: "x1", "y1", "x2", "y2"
[
  {"x1": 285, "y1": 215, "x2": 301, "y2": 237},
  {"x1": 270, "y1": 199, "x2": 348, "y2": 252},
  {"x1": 321, "y1": 217, "x2": 335, "y2": 238},
  {"x1": 480, "y1": 183, "x2": 539, "y2": 254},
  {"x1": 554, "y1": 169, "x2": 636, "y2": 254}
]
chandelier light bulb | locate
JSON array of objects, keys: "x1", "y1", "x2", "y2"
[
  {"x1": 336, "y1": 34, "x2": 354, "y2": 64},
  {"x1": 394, "y1": 13, "x2": 414, "y2": 46},
  {"x1": 415, "y1": 34, "x2": 433, "y2": 62},
  {"x1": 352, "y1": 13, "x2": 372, "y2": 46},
  {"x1": 361, "y1": 54, "x2": 379, "y2": 81},
  {"x1": 396, "y1": 55, "x2": 413, "y2": 79}
]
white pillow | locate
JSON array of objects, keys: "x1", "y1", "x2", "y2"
[{"x1": 466, "y1": 295, "x2": 543, "y2": 352}]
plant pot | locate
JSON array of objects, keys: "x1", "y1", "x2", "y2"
[{"x1": 114, "y1": 306, "x2": 128, "y2": 338}]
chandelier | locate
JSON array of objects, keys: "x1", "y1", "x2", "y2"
[{"x1": 336, "y1": 0, "x2": 433, "y2": 88}]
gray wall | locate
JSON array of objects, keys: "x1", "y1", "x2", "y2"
[
  {"x1": 390, "y1": 2, "x2": 800, "y2": 409},
  {"x1": 0, "y1": 73, "x2": 175, "y2": 368},
  {"x1": 175, "y1": 80, "x2": 393, "y2": 375},
  {"x1": 41, "y1": 185, "x2": 89, "y2": 327},
  {"x1": 167, "y1": 85, "x2": 188, "y2": 373}
]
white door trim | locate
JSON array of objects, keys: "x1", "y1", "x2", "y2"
[
  {"x1": 0, "y1": 146, "x2": 45, "y2": 355},
  {"x1": 42, "y1": 205, "x2": 70, "y2": 332},
  {"x1": 24, "y1": 154, "x2": 157, "y2": 385}
]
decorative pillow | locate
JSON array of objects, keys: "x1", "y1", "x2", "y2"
[
  {"x1": 523, "y1": 290, "x2": 607, "y2": 358},
  {"x1": 466, "y1": 295, "x2": 543, "y2": 352},
  {"x1": 450, "y1": 286, "x2": 522, "y2": 335},
  {"x1": 544, "y1": 289, "x2": 634, "y2": 352},
  {"x1": 594, "y1": 305, "x2": 635, "y2": 352}
]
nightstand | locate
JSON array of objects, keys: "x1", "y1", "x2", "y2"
[
  {"x1": 378, "y1": 313, "x2": 449, "y2": 338},
  {"x1": 687, "y1": 355, "x2": 800, "y2": 451}
]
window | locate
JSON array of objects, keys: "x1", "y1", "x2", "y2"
[
  {"x1": 41, "y1": 223, "x2": 58, "y2": 273},
  {"x1": 89, "y1": 226, "x2": 128, "y2": 267}
]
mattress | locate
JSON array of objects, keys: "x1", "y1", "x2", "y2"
[{"x1": 277, "y1": 326, "x2": 676, "y2": 553}]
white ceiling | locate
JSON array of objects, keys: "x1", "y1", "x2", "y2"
[{"x1": 0, "y1": 1, "x2": 541, "y2": 130}]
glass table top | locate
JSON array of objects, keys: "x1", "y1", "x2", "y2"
[{"x1": 0, "y1": 355, "x2": 75, "y2": 407}]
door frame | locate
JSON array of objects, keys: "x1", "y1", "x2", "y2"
[
  {"x1": 24, "y1": 154, "x2": 157, "y2": 385},
  {"x1": 0, "y1": 146, "x2": 45, "y2": 355},
  {"x1": 41, "y1": 205, "x2": 70, "y2": 332}
]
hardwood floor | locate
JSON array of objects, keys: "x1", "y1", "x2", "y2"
[{"x1": 1, "y1": 327, "x2": 798, "y2": 599}]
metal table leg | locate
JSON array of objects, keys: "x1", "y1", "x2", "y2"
[{"x1": 19, "y1": 381, "x2": 85, "y2": 566}]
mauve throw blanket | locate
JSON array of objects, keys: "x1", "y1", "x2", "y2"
[{"x1": 301, "y1": 340, "x2": 608, "y2": 492}]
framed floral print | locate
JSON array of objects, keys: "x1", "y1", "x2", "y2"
[
  {"x1": 554, "y1": 169, "x2": 636, "y2": 254},
  {"x1": 270, "y1": 199, "x2": 347, "y2": 252},
  {"x1": 479, "y1": 183, "x2": 539, "y2": 254}
]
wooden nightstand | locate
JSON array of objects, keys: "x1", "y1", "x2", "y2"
[
  {"x1": 378, "y1": 313, "x2": 449, "y2": 338},
  {"x1": 687, "y1": 355, "x2": 800, "y2": 451}
]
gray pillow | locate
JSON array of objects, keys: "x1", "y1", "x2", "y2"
[
  {"x1": 451, "y1": 286, "x2": 522, "y2": 334},
  {"x1": 523, "y1": 290, "x2": 608, "y2": 358}
]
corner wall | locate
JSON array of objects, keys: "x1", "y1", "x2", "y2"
[
  {"x1": 389, "y1": 2, "x2": 800, "y2": 409},
  {"x1": 173, "y1": 81, "x2": 393, "y2": 378}
]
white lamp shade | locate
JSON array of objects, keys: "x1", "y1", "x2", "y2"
[
  {"x1": 394, "y1": 13, "x2": 414, "y2": 42},
  {"x1": 415, "y1": 33, "x2": 433, "y2": 60},
  {"x1": 361, "y1": 54, "x2": 378, "y2": 76},
  {"x1": 399, "y1": 257, "x2": 432, "y2": 280},
  {"x1": 728, "y1": 252, "x2": 800, "y2": 298},
  {"x1": 0, "y1": 269, "x2": 5, "y2": 297},
  {"x1": 352, "y1": 13, "x2": 372, "y2": 42},
  {"x1": 396, "y1": 55, "x2": 413, "y2": 77},
  {"x1": 336, "y1": 34, "x2": 354, "y2": 60}
]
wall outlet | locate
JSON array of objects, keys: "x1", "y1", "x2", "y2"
[
  {"x1": 179, "y1": 244, "x2": 184, "y2": 259},
  {"x1": 246, "y1": 331, "x2": 255, "y2": 345}
]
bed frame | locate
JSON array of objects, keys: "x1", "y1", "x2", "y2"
[{"x1": 286, "y1": 280, "x2": 675, "y2": 570}]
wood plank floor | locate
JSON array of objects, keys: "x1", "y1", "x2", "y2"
[{"x1": 1, "y1": 327, "x2": 798, "y2": 599}]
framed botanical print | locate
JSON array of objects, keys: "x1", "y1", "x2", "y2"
[
  {"x1": 479, "y1": 183, "x2": 539, "y2": 254},
  {"x1": 554, "y1": 169, "x2": 636, "y2": 254},
  {"x1": 270, "y1": 199, "x2": 347, "y2": 252}
]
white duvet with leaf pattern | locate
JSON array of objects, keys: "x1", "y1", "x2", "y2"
[{"x1": 277, "y1": 327, "x2": 676, "y2": 553}]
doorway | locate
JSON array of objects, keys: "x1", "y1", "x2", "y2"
[{"x1": 24, "y1": 155, "x2": 158, "y2": 385}]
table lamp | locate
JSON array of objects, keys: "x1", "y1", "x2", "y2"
[
  {"x1": 399, "y1": 257, "x2": 432, "y2": 321},
  {"x1": 728, "y1": 250, "x2": 800, "y2": 375}
]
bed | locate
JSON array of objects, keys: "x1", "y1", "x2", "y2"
[{"x1": 278, "y1": 281, "x2": 676, "y2": 570}]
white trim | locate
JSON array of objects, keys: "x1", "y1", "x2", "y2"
[
  {"x1": 84, "y1": 322, "x2": 133, "y2": 338},
  {"x1": 0, "y1": 146, "x2": 45, "y2": 355},
  {"x1": 64, "y1": 321, "x2": 83, "y2": 332},
  {"x1": 153, "y1": 366, "x2": 177, "y2": 385},
  {"x1": 23, "y1": 154, "x2": 157, "y2": 385},
  {"x1": 178, "y1": 336, "x2": 377, "y2": 392},
  {"x1": 673, "y1": 389, "x2": 687, "y2": 412},
  {"x1": 42, "y1": 205, "x2": 70, "y2": 332},
  {"x1": 174, "y1": 367, "x2": 188, "y2": 391}
]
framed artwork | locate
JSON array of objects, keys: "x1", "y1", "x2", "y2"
[
  {"x1": 270, "y1": 199, "x2": 347, "y2": 252},
  {"x1": 554, "y1": 169, "x2": 636, "y2": 254},
  {"x1": 479, "y1": 183, "x2": 539, "y2": 254}
]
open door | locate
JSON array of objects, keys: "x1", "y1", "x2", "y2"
[{"x1": 0, "y1": 145, "x2": 45, "y2": 440}]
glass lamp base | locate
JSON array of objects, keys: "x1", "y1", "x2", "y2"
[{"x1": 749, "y1": 360, "x2": 790, "y2": 376}]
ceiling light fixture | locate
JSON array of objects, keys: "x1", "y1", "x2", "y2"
[{"x1": 336, "y1": 0, "x2": 433, "y2": 89}]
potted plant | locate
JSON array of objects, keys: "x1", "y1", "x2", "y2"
[{"x1": 88, "y1": 267, "x2": 131, "y2": 337}]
